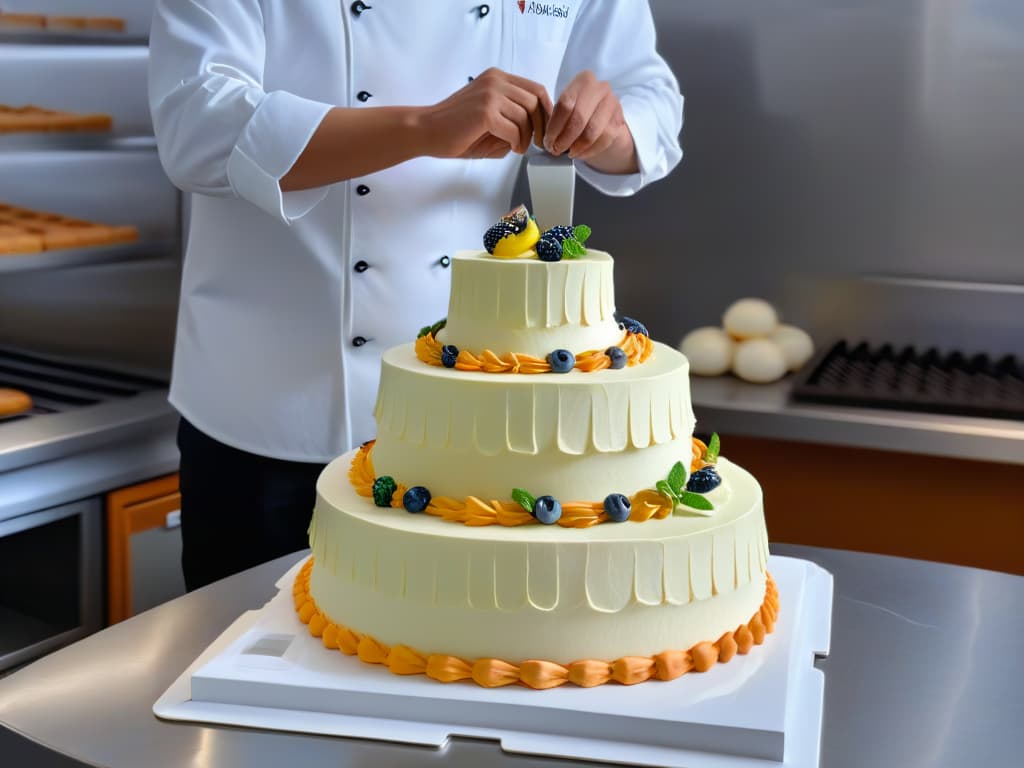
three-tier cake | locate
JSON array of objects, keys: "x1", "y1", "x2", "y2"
[{"x1": 293, "y1": 216, "x2": 777, "y2": 689}]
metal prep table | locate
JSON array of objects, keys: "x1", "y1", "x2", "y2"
[{"x1": 0, "y1": 544, "x2": 1019, "y2": 768}]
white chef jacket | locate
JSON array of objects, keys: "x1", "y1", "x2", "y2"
[{"x1": 149, "y1": 0, "x2": 683, "y2": 462}]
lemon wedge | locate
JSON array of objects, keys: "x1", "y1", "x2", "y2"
[{"x1": 492, "y1": 217, "x2": 540, "y2": 259}]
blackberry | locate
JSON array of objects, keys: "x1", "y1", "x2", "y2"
[
  {"x1": 372, "y1": 476, "x2": 398, "y2": 507},
  {"x1": 483, "y1": 221, "x2": 516, "y2": 254},
  {"x1": 441, "y1": 344, "x2": 459, "y2": 368},
  {"x1": 619, "y1": 316, "x2": 650, "y2": 337},
  {"x1": 536, "y1": 234, "x2": 563, "y2": 262},
  {"x1": 686, "y1": 466, "x2": 722, "y2": 494},
  {"x1": 544, "y1": 225, "x2": 575, "y2": 243}
]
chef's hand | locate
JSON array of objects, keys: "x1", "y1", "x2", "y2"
[
  {"x1": 420, "y1": 68, "x2": 552, "y2": 159},
  {"x1": 545, "y1": 70, "x2": 638, "y2": 174}
]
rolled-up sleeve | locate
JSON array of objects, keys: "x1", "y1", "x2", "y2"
[
  {"x1": 559, "y1": 0, "x2": 684, "y2": 196},
  {"x1": 148, "y1": 0, "x2": 333, "y2": 223}
]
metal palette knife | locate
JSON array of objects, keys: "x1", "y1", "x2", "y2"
[{"x1": 527, "y1": 152, "x2": 575, "y2": 232}]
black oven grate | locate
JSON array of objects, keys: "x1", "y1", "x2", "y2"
[
  {"x1": 0, "y1": 348, "x2": 167, "y2": 423},
  {"x1": 792, "y1": 341, "x2": 1024, "y2": 420}
]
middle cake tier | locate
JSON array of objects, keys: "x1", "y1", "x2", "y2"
[{"x1": 371, "y1": 341, "x2": 696, "y2": 501}]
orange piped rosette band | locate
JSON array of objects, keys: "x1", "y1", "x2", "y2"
[
  {"x1": 293, "y1": 558, "x2": 779, "y2": 689},
  {"x1": 415, "y1": 329, "x2": 653, "y2": 374},
  {"x1": 350, "y1": 439, "x2": 713, "y2": 529}
]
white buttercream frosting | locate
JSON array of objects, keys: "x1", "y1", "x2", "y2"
[
  {"x1": 437, "y1": 250, "x2": 622, "y2": 358},
  {"x1": 309, "y1": 456, "x2": 769, "y2": 662},
  {"x1": 371, "y1": 341, "x2": 696, "y2": 499}
]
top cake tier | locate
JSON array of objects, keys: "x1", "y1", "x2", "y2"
[{"x1": 436, "y1": 250, "x2": 623, "y2": 359}]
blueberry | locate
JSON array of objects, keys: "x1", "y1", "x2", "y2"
[
  {"x1": 603, "y1": 493, "x2": 631, "y2": 522},
  {"x1": 548, "y1": 349, "x2": 575, "y2": 373},
  {"x1": 686, "y1": 466, "x2": 722, "y2": 494},
  {"x1": 544, "y1": 225, "x2": 575, "y2": 244},
  {"x1": 532, "y1": 495, "x2": 562, "y2": 525},
  {"x1": 372, "y1": 476, "x2": 397, "y2": 507},
  {"x1": 483, "y1": 221, "x2": 516, "y2": 254},
  {"x1": 606, "y1": 346, "x2": 627, "y2": 369},
  {"x1": 619, "y1": 316, "x2": 649, "y2": 337},
  {"x1": 441, "y1": 344, "x2": 459, "y2": 368},
  {"x1": 536, "y1": 235, "x2": 563, "y2": 262},
  {"x1": 403, "y1": 486, "x2": 432, "y2": 513}
]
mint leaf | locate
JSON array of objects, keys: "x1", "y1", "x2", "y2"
[
  {"x1": 429, "y1": 318, "x2": 447, "y2": 337},
  {"x1": 678, "y1": 491, "x2": 714, "y2": 512},
  {"x1": 667, "y1": 461, "x2": 687, "y2": 495},
  {"x1": 573, "y1": 224, "x2": 592, "y2": 243},
  {"x1": 511, "y1": 488, "x2": 536, "y2": 514},
  {"x1": 655, "y1": 480, "x2": 678, "y2": 502},
  {"x1": 417, "y1": 325, "x2": 431, "y2": 339},
  {"x1": 562, "y1": 239, "x2": 585, "y2": 258},
  {"x1": 706, "y1": 433, "x2": 721, "y2": 464}
]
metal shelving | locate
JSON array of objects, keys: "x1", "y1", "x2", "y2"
[
  {"x1": 0, "y1": 133, "x2": 156, "y2": 152},
  {"x1": 0, "y1": 238, "x2": 177, "y2": 275},
  {"x1": 0, "y1": 30, "x2": 147, "y2": 46}
]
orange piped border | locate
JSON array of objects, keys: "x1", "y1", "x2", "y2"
[
  {"x1": 294, "y1": 558, "x2": 778, "y2": 689},
  {"x1": 350, "y1": 439, "x2": 711, "y2": 528},
  {"x1": 415, "y1": 329, "x2": 653, "y2": 374}
]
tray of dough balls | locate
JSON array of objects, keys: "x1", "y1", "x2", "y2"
[
  {"x1": 680, "y1": 298, "x2": 816, "y2": 384},
  {"x1": 0, "y1": 201, "x2": 150, "y2": 274}
]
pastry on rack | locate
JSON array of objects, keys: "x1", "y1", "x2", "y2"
[
  {"x1": 0, "y1": 204, "x2": 138, "y2": 256},
  {"x1": 0, "y1": 105, "x2": 113, "y2": 134},
  {"x1": 0, "y1": 12, "x2": 125, "y2": 33},
  {"x1": 0, "y1": 388, "x2": 33, "y2": 418},
  {"x1": 0, "y1": 13, "x2": 47, "y2": 30}
]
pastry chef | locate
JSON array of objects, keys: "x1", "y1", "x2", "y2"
[{"x1": 149, "y1": 0, "x2": 683, "y2": 590}]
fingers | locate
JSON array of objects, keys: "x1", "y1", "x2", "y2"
[
  {"x1": 568, "y1": 94, "x2": 620, "y2": 159},
  {"x1": 545, "y1": 71, "x2": 614, "y2": 156},
  {"x1": 495, "y1": 69, "x2": 554, "y2": 131},
  {"x1": 498, "y1": 92, "x2": 532, "y2": 154},
  {"x1": 476, "y1": 68, "x2": 550, "y2": 154},
  {"x1": 460, "y1": 134, "x2": 511, "y2": 159},
  {"x1": 489, "y1": 109, "x2": 527, "y2": 153}
]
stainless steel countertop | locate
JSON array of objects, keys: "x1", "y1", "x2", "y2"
[
  {"x1": 0, "y1": 414, "x2": 179, "y2": 524},
  {"x1": 691, "y1": 375, "x2": 1024, "y2": 466},
  {"x1": 0, "y1": 544, "x2": 1019, "y2": 768}
]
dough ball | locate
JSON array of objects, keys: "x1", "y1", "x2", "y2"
[
  {"x1": 722, "y1": 298, "x2": 779, "y2": 339},
  {"x1": 771, "y1": 325, "x2": 815, "y2": 371},
  {"x1": 732, "y1": 339, "x2": 788, "y2": 383},
  {"x1": 679, "y1": 326, "x2": 735, "y2": 376}
]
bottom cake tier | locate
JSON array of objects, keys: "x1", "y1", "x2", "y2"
[{"x1": 298, "y1": 453, "x2": 777, "y2": 689}]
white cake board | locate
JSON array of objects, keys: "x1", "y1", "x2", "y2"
[{"x1": 155, "y1": 555, "x2": 832, "y2": 768}]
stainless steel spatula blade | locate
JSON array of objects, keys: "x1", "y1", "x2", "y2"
[{"x1": 527, "y1": 153, "x2": 575, "y2": 233}]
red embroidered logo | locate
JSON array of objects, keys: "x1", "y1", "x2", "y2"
[{"x1": 517, "y1": 1, "x2": 525, "y2": 12}]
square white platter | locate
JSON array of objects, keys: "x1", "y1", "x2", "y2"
[{"x1": 156, "y1": 554, "x2": 832, "y2": 768}]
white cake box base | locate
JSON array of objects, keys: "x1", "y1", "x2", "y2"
[{"x1": 155, "y1": 555, "x2": 832, "y2": 768}]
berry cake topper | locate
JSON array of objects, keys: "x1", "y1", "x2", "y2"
[{"x1": 483, "y1": 204, "x2": 591, "y2": 261}]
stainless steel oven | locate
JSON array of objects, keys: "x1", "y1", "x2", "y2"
[
  {"x1": 0, "y1": 497, "x2": 102, "y2": 672},
  {"x1": 0, "y1": 347, "x2": 175, "y2": 673}
]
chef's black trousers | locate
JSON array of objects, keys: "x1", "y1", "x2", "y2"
[{"x1": 177, "y1": 417, "x2": 325, "y2": 592}]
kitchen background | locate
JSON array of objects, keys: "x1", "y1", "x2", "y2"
[{"x1": 0, "y1": 0, "x2": 1021, "y2": 672}]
